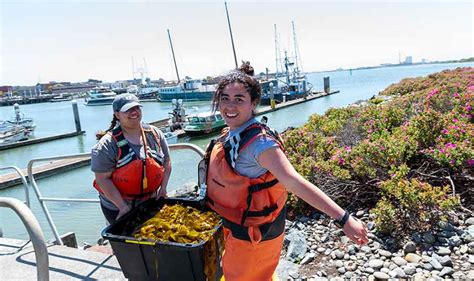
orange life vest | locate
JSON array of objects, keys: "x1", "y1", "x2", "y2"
[
  {"x1": 206, "y1": 122, "x2": 288, "y2": 242},
  {"x1": 93, "y1": 124, "x2": 165, "y2": 200}
]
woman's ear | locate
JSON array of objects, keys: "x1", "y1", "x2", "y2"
[{"x1": 114, "y1": 112, "x2": 120, "y2": 121}]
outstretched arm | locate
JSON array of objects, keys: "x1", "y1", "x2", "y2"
[{"x1": 258, "y1": 147, "x2": 368, "y2": 245}]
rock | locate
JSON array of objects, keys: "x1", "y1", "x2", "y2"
[
  {"x1": 286, "y1": 228, "x2": 308, "y2": 261},
  {"x1": 347, "y1": 245, "x2": 356, "y2": 255},
  {"x1": 367, "y1": 222, "x2": 376, "y2": 231},
  {"x1": 469, "y1": 255, "x2": 474, "y2": 264},
  {"x1": 300, "y1": 252, "x2": 316, "y2": 265},
  {"x1": 343, "y1": 271, "x2": 353, "y2": 279},
  {"x1": 368, "y1": 259, "x2": 384, "y2": 270},
  {"x1": 405, "y1": 253, "x2": 422, "y2": 264},
  {"x1": 361, "y1": 246, "x2": 371, "y2": 253},
  {"x1": 430, "y1": 258, "x2": 443, "y2": 270},
  {"x1": 391, "y1": 267, "x2": 406, "y2": 278},
  {"x1": 449, "y1": 235, "x2": 462, "y2": 247},
  {"x1": 423, "y1": 263, "x2": 433, "y2": 270},
  {"x1": 276, "y1": 259, "x2": 300, "y2": 281},
  {"x1": 332, "y1": 250, "x2": 344, "y2": 259},
  {"x1": 334, "y1": 260, "x2": 344, "y2": 268},
  {"x1": 392, "y1": 256, "x2": 407, "y2": 267},
  {"x1": 378, "y1": 249, "x2": 392, "y2": 257},
  {"x1": 403, "y1": 265, "x2": 416, "y2": 276},
  {"x1": 422, "y1": 233, "x2": 436, "y2": 244},
  {"x1": 460, "y1": 244, "x2": 468, "y2": 254},
  {"x1": 436, "y1": 247, "x2": 451, "y2": 256},
  {"x1": 373, "y1": 271, "x2": 390, "y2": 280},
  {"x1": 437, "y1": 255, "x2": 452, "y2": 266},
  {"x1": 439, "y1": 267, "x2": 454, "y2": 278},
  {"x1": 403, "y1": 241, "x2": 417, "y2": 253},
  {"x1": 465, "y1": 217, "x2": 474, "y2": 225},
  {"x1": 365, "y1": 267, "x2": 375, "y2": 274},
  {"x1": 337, "y1": 267, "x2": 346, "y2": 274},
  {"x1": 355, "y1": 210, "x2": 365, "y2": 217}
]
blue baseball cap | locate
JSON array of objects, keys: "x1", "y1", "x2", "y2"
[{"x1": 112, "y1": 93, "x2": 142, "y2": 112}]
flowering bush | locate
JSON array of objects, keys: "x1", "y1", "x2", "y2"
[{"x1": 282, "y1": 67, "x2": 473, "y2": 237}]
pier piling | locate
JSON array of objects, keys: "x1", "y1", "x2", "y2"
[
  {"x1": 72, "y1": 100, "x2": 82, "y2": 133},
  {"x1": 324, "y1": 76, "x2": 330, "y2": 93}
]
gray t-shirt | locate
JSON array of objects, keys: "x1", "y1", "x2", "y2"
[
  {"x1": 91, "y1": 124, "x2": 170, "y2": 210},
  {"x1": 226, "y1": 118, "x2": 279, "y2": 178}
]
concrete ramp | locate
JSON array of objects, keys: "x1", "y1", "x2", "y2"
[{"x1": 0, "y1": 238, "x2": 125, "y2": 280}]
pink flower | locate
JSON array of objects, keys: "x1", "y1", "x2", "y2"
[
  {"x1": 467, "y1": 159, "x2": 474, "y2": 166},
  {"x1": 441, "y1": 129, "x2": 448, "y2": 135}
]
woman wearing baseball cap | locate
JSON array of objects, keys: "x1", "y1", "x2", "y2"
[{"x1": 91, "y1": 93, "x2": 172, "y2": 224}]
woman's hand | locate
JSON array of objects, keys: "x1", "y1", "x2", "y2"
[
  {"x1": 342, "y1": 216, "x2": 369, "y2": 245},
  {"x1": 155, "y1": 186, "x2": 167, "y2": 200},
  {"x1": 116, "y1": 203, "x2": 131, "y2": 220}
]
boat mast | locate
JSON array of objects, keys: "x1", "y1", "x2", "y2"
[
  {"x1": 274, "y1": 24, "x2": 280, "y2": 76},
  {"x1": 167, "y1": 29, "x2": 181, "y2": 83},
  {"x1": 224, "y1": 1, "x2": 238, "y2": 68},
  {"x1": 291, "y1": 21, "x2": 303, "y2": 75}
]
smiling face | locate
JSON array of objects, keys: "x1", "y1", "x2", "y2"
[
  {"x1": 114, "y1": 105, "x2": 142, "y2": 129},
  {"x1": 219, "y1": 82, "x2": 257, "y2": 130}
]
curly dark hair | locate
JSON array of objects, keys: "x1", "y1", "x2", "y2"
[{"x1": 211, "y1": 61, "x2": 261, "y2": 114}]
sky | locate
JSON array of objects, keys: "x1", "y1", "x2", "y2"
[{"x1": 0, "y1": 0, "x2": 472, "y2": 86}]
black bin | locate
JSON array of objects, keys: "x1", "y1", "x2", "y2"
[{"x1": 101, "y1": 198, "x2": 223, "y2": 281}]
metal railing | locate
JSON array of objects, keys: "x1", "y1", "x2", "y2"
[
  {"x1": 0, "y1": 197, "x2": 49, "y2": 281},
  {"x1": 0, "y1": 166, "x2": 30, "y2": 207},
  {"x1": 27, "y1": 143, "x2": 205, "y2": 245}
]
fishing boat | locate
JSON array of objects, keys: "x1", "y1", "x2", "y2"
[
  {"x1": 260, "y1": 22, "x2": 312, "y2": 105},
  {"x1": 1, "y1": 103, "x2": 36, "y2": 137},
  {"x1": 84, "y1": 88, "x2": 117, "y2": 106},
  {"x1": 158, "y1": 79, "x2": 214, "y2": 102},
  {"x1": 183, "y1": 111, "x2": 226, "y2": 137},
  {"x1": 128, "y1": 85, "x2": 160, "y2": 102}
]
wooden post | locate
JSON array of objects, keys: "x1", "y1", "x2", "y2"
[
  {"x1": 72, "y1": 100, "x2": 82, "y2": 132},
  {"x1": 324, "y1": 76, "x2": 330, "y2": 93},
  {"x1": 270, "y1": 82, "x2": 276, "y2": 109}
]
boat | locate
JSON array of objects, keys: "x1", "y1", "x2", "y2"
[
  {"x1": 127, "y1": 85, "x2": 160, "y2": 102},
  {"x1": 183, "y1": 111, "x2": 226, "y2": 137},
  {"x1": 1, "y1": 103, "x2": 36, "y2": 138},
  {"x1": 260, "y1": 22, "x2": 312, "y2": 105},
  {"x1": 50, "y1": 93, "x2": 74, "y2": 102},
  {"x1": 158, "y1": 79, "x2": 215, "y2": 102},
  {"x1": 0, "y1": 126, "x2": 30, "y2": 145},
  {"x1": 163, "y1": 131, "x2": 178, "y2": 144},
  {"x1": 84, "y1": 87, "x2": 117, "y2": 106},
  {"x1": 159, "y1": 29, "x2": 215, "y2": 102}
]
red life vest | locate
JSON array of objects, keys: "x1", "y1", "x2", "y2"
[
  {"x1": 206, "y1": 122, "x2": 288, "y2": 242},
  {"x1": 93, "y1": 124, "x2": 165, "y2": 200}
]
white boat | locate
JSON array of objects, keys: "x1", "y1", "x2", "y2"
[
  {"x1": 1, "y1": 103, "x2": 36, "y2": 136},
  {"x1": 84, "y1": 88, "x2": 117, "y2": 106},
  {"x1": 163, "y1": 131, "x2": 178, "y2": 144},
  {"x1": 0, "y1": 126, "x2": 30, "y2": 145}
]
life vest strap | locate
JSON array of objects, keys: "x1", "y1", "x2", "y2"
[
  {"x1": 241, "y1": 178, "x2": 280, "y2": 225},
  {"x1": 223, "y1": 206, "x2": 286, "y2": 242},
  {"x1": 248, "y1": 178, "x2": 278, "y2": 193},
  {"x1": 123, "y1": 190, "x2": 154, "y2": 200},
  {"x1": 245, "y1": 204, "x2": 278, "y2": 217}
]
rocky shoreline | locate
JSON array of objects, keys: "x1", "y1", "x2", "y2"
[{"x1": 277, "y1": 210, "x2": 474, "y2": 280}]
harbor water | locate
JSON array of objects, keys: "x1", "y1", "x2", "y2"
[{"x1": 0, "y1": 62, "x2": 472, "y2": 244}]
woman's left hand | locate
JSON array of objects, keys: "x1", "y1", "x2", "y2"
[
  {"x1": 155, "y1": 186, "x2": 167, "y2": 200},
  {"x1": 342, "y1": 216, "x2": 369, "y2": 245}
]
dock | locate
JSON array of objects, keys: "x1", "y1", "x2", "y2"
[
  {"x1": 0, "y1": 156, "x2": 90, "y2": 190},
  {"x1": 257, "y1": 90, "x2": 339, "y2": 116},
  {"x1": 0, "y1": 237, "x2": 125, "y2": 280},
  {"x1": 0, "y1": 131, "x2": 85, "y2": 151}
]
